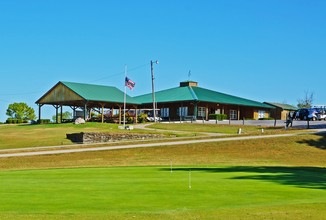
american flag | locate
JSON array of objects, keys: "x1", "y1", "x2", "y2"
[{"x1": 125, "y1": 77, "x2": 135, "y2": 90}]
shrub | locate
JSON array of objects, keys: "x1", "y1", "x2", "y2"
[
  {"x1": 258, "y1": 117, "x2": 274, "y2": 120},
  {"x1": 6, "y1": 118, "x2": 29, "y2": 124},
  {"x1": 209, "y1": 114, "x2": 228, "y2": 121},
  {"x1": 6, "y1": 118, "x2": 17, "y2": 124},
  {"x1": 38, "y1": 119, "x2": 51, "y2": 124},
  {"x1": 126, "y1": 116, "x2": 134, "y2": 124},
  {"x1": 137, "y1": 113, "x2": 148, "y2": 123}
]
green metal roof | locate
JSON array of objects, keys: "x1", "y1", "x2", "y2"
[
  {"x1": 37, "y1": 81, "x2": 273, "y2": 108},
  {"x1": 61, "y1": 81, "x2": 139, "y2": 104},
  {"x1": 264, "y1": 102, "x2": 298, "y2": 111},
  {"x1": 36, "y1": 81, "x2": 140, "y2": 104},
  {"x1": 134, "y1": 86, "x2": 196, "y2": 103},
  {"x1": 134, "y1": 86, "x2": 272, "y2": 108}
]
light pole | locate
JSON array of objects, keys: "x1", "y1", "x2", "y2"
[{"x1": 151, "y1": 60, "x2": 158, "y2": 122}]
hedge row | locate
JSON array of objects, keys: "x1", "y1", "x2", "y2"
[
  {"x1": 37, "y1": 119, "x2": 51, "y2": 124},
  {"x1": 6, "y1": 118, "x2": 28, "y2": 124},
  {"x1": 258, "y1": 117, "x2": 275, "y2": 120},
  {"x1": 208, "y1": 114, "x2": 228, "y2": 121}
]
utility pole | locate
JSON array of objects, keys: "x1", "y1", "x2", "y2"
[{"x1": 151, "y1": 60, "x2": 158, "y2": 122}]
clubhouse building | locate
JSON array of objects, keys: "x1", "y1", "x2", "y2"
[{"x1": 36, "y1": 81, "x2": 273, "y2": 123}]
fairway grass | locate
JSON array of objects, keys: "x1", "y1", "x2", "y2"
[
  {"x1": 2, "y1": 134, "x2": 326, "y2": 170},
  {"x1": 0, "y1": 166, "x2": 326, "y2": 219}
]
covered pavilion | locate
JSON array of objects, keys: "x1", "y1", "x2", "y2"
[{"x1": 36, "y1": 81, "x2": 140, "y2": 123}]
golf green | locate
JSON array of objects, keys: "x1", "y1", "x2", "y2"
[{"x1": 0, "y1": 166, "x2": 326, "y2": 219}]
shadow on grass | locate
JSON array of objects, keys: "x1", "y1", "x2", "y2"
[
  {"x1": 297, "y1": 132, "x2": 326, "y2": 150},
  {"x1": 160, "y1": 166, "x2": 326, "y2": 190}
]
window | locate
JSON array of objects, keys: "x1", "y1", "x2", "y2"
[
  {"x1": 258, "y1": 110, "x2": 265, "y2": 119},
  {"x1": 161, "y1": 108, "x2": 169, "y2": 117},
  {"x1": 198, "y1": 107, "x2": 206, "y2": 117},
  {"x1": 177, "y1": 107, "x2": 188, "y2": 116},
  {"x1": 230, "y1": 110, "x2": 237, "y2": 120}
]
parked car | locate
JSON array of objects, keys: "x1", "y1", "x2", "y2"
[
  {"x1": 317, "y1": 113, "x2": 326, "y2": 120},
  {"x1": 315, "y1": 108, "x2": 326, "y2": 120},
  {"x1": 296, "y1": 108, "x2": 318, "y2": 121}
]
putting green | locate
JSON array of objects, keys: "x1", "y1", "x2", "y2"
[{"x1": 0, "y1": 166, "x2": 326, "y2": 219}]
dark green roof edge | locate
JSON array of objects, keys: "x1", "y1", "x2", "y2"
[{"x1": 264, "y1": 102, "x2": 298, "y2": 110}]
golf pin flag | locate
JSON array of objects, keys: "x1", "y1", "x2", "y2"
[{"x1": 125, "y1": 77, "x2": 135, "y2": 90}]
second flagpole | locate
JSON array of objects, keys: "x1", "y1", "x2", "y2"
[{"x1": 123, "y1": 65, "x2": 127, "y2": 129}]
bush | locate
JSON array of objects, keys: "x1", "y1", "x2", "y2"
[
  {"x1": 126, "y1": 116, "x2": 134, "y2": 124},
  {"x1": 38, "y1": 119, "x2": 51, "y2": 124},
  {"x1": 6, "y1": 118, "x2": 17, "y2": 124},
  {"x1": 6, "y1": 118, "x2": 29, "y2": 124},
  {"x1": 137, "y1": 113, "x2": 148, "y2": 123},
  {"x1": 258, "y1": 117, "x2": 274, "y2": 120},
  {"x1": 209, "y1": 114, "x2": 228, "y2": 121}
]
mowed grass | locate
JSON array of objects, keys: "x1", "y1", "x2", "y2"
[
  {"x1": 1, "y1": 166, "x2": 326, "y2": 219},
  {"x1": 148, "y1": 122, "x2": 302, "y2": 135},
  {"x1": 0, "y1": 123, "x2": 177, "y2": 150},
  {"x1": 1, "y1": 134, "x2": 326, "y2": 170},
  {"x1": 0, "y1": 122, "x2": 305, "y2": 150},
  {"x1": 1, "y1": 123, "x2": 326, "y2": 219},
  {"x1": 0, "y1": 123, "x2": 120, "y2": 149}
]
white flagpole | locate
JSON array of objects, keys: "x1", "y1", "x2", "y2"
[{"x1": 124, "y1": 65, "x2": 127, "y2": 129}]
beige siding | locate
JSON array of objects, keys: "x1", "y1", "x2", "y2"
[{"x1": 38, "y1": 83, "x2": 84, "y2": 104}]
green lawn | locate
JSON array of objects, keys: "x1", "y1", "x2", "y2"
[
  {"x1": 1, "y1": 166, "x2": 326, "y2": 219},
  {"x1": 148, "y1": 122, "x2": 302, "y2": 135},
  {"x1": 1, "y1": 123, "x2": 326, "y2": 219},
  {"x1": 0, "y1": 123, "x2": 201, "y2": 150},
  {"x1": 0, "y1": 123, "x2": 120, "y2": 149},
  {"x1": 0, "y1": 123, "x2": 169, "y2": 150},
  {"x1": 0, "y1": 122, "x2": 305, "y2": 150}
]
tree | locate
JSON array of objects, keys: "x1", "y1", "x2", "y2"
[
  {"x1": 52, "y1": 111, "x2": 72, "y2": 122},
  {"x1": 6, "y1": 102, "x2": 36, "y2": 120},
  {"x1": 297, "y1": 91, "x2": 314, "y2": 108}
]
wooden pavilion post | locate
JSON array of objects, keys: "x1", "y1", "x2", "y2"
[
  {"x1": 60, "y1": 105, "x2": 63, "y2": 123},
  {"x1": 133, "y1": 105, "x2": 138, "y2": 124},
  {"x1": 83, "y1": 103, "x2": 87, "y2": 121},
  {"x1": 53, "y1": 105, "x2": 60, "y2": 124},
  {"x1": 205, "y1": 105, "x2": 209, "y2": 121},
  {"x1": 38, "y1": 104, "x2": 44, "y2": 123},
  {"x1": 118, "y1": 105, "x2": 122, "y2": 124},
  {"x1": 101, "y1": 104, "x2": 104, "y2": 123}
]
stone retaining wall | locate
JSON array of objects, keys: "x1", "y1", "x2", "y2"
[{"x1": 66, "y1": 132, "x2": 164, "y2": 143}]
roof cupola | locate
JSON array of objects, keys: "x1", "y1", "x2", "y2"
[{"x1": 180, "y1": 81, "x2": 198, "y2": 87}]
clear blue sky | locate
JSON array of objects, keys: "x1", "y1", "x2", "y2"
[{"x1": 0, "y1": 0, "x2": 325, "y2": 122}]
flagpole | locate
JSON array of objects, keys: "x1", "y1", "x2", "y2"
[{"x1": 124, "y1": 65, "x2": 127, "y2": 129}]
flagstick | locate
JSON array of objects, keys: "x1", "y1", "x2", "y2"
[
  {"x1": 189, "y1": 168, "x2": 191, "y2": 189},
  {"x1": 123, "y1": 65, "x2": 127, "y2": 129}
]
